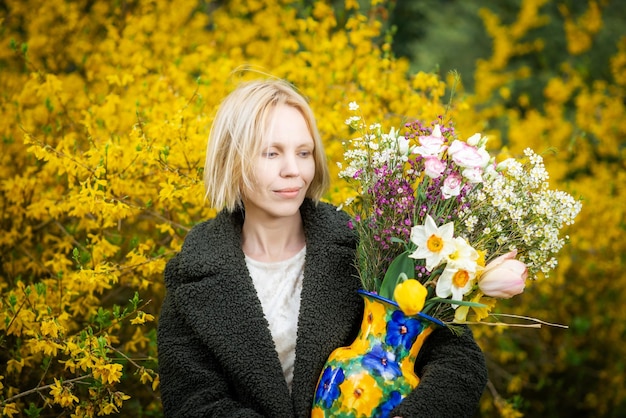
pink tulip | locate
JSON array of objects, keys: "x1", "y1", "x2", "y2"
[{"x1": 478, "y1": 250, "x2": 527, "y2": 298}]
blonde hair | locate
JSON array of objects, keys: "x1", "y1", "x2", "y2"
[{"x1": 204, "y1": 78, "x2": 329, "y2": 212}]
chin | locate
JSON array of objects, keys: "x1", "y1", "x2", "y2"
[{"x1": 271, "y1": 198, "x2": 305, "y2": 216}]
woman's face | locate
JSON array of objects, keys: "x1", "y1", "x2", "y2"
[{"x1": 242, "y1": 104, "x2": 316, "y2": 221}]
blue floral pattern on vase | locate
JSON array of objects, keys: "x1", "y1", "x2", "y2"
[
  {"x1": 362, "y1": 344, "x2": 402, "y2": 380},
  {"x1": 315, "y1": 366, "x2": 345, "y2": 409},
  {"x1": 311, "y1": 290, "x2": 435, "y2": 418}
]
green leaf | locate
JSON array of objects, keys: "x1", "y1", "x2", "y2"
[
  {"x1": 94, "y1": 307, "x2": 112, "y2": 330},
  {"x1": 129, "y1": 291, "x2": 141, "y2": 310},
  {"x1": 24, "y1": 402, "x2": 43, "y2": 418},
  {"x1": 389, "y1": 237, "x2": 407, "y2": 245},
  {"x1": 379, "y1": 251, "x2": 414, "y2": 299},
  {"x1": 34, "y1": 282, "x2": 46, "y2": 296}
]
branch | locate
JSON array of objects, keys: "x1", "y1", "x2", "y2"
[{"x1": 2, "y1": 374, "x2": 92, "y2": 403}]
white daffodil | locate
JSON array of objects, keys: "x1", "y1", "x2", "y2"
[
  {"x1": 435, "y1": 265, "x2": 477, "y2": 307},
  {"x1": 434, "y1": 236, "x2": 480, "y2": 306},
  {"x1": 409, "y1": 214, "x2": 455, "y2": 271},
  {"x1": 446, "y1": 236, "x2": 480, "y2": 271}
]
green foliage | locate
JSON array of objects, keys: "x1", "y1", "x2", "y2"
[{"x1": 379, "y1": 251, "x2": 413, "y2": 300}]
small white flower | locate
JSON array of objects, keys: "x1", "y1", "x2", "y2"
[{"x1": 349, "y1": 101, "x2": 359, "y2": 111}]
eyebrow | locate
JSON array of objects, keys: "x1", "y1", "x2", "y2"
[{"x1": 263, "y1": 139, "x2": 314, "y2": 148}]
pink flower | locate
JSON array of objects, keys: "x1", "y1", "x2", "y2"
[
  {"x1": 414, "y1": 125, "x2": 448, "y2": 156},
  {"x1": 441, "y1": 172, "x2": 462, "y2": 199},
  {"x1": 423, "y1": 156, "x2": 446, "y2": 178},
  {"x1": 448, "y1": 140, "x2": 489, "y2": 169},
  {"x1": 478, "y1": 251, "x2": 527, "y2": 298}
]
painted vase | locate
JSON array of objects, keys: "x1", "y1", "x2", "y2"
[{"x1": 311, "y1": 290, "x2": 439, "y2": 418}]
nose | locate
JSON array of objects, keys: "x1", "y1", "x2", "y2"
[{"x1": 280, "y1": 154, "x2": 300, "y2": 177}]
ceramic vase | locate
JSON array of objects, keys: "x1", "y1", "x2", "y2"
[{"x1": 311, "y1": 290, "x2": 436, "y2": 418}]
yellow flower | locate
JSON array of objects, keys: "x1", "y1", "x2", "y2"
[
  {"x1": 49, "y1": 378, "x2": 79, "y2": 408},
  {"x1": 139, "y1": 368, "x2": 153, "y2": 384},
  {"x1": 99, "y1": 400, "x2": 118, "y2": 415},
  {"x1": 112, "y1": 391, "x2": 131, "y2": 408},
  {"x1": 92, "y1": 360, "x2": 123, "y2": 385},
  {"x1": 454, "y1": 291, "x2": 497, "y2": 322},
  {"x1": 152, "y1": 374, "x2": 160, "y2": 391},
  {"x1": 338, "y1": 373, "x2": 383, "y2": 416},
  {"x1": 71, "y1": 404, "x2": 96, "y2": 418},
  {"x1": 476, "y1": 249, "x2": 487, "y2": 269},
  {"x1": 311, "y1": 406, "x2": 325, "y2": 418},
  {"x1": 130, "y1": 311, "x2": 155, "y2": 325},
  {"x1": 2, "y1": 403, "x2": 19, "y2": 418},
  {"x1": 30, "y1": 338, "x2": 64, "y2": 357},
  {"x1": 362, "y1": 297, "x2": 387, "y2": 336},
  {"x1": 6, "y1": 358, "x2": 24, "y2": 375},
  {"x1": 394, "y1": 279, "x2": 428, "y2": 316},
  {"x1": 40, "y1": 318, "x2": 65, "y2": 338}
]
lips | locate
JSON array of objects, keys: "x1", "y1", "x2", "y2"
[
  {"x1": 275, "y1": 187, "x2": 301, "y2": 193},
  {"x1": 274, "y1": 187, "x2": 302, "y2": 198}
]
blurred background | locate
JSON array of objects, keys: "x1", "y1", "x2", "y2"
[{"x1": 1, "y1": 0, "x2": 624, "y2": 417}]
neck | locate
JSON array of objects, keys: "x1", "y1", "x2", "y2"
[{"x1": 242, "y1": 213, "x2": 306, "y2": 262}]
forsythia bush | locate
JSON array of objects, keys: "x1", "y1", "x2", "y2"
[
  {"x1": 469, "y1": 1, "x2": 626, "y2": 417},
  {"x1": 0, "y1": 0, "x2": 456, "y2": 416},
  {"x1": 0, "y1": 0, "x2": 623, "y2": 417}
]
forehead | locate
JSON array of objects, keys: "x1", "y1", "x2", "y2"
[{"x1": 263, "y1": 104, "x2": 313, "y2": 143}]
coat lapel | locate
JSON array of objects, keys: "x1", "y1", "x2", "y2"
[
  {"x1": 172, "y1": 212, "x2": 293, "y2": 416},
  {"x1": 291, "y1": 201, "x2": 363, "y2": 416}
]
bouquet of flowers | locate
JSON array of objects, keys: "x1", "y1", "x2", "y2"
[{"x1": 338, "y1": 102, "x2": 582, "y2": 325}]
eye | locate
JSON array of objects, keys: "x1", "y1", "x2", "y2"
[
  {"x1": 262, "y1": 151, "x2": 278, "y2": 158},
  {"x1": 298, "y1": 150, "x2": 312, "y2": 158}
]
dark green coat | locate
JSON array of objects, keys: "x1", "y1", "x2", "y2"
[{"x1": 157, "y1": 200, "x2": 487, "y2": 417}]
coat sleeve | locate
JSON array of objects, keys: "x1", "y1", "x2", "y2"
[
  {"x1": 390, "y1": 325, "x2": 488, "y2": 418},
  {"x1": 156, "y1": 258, "x2": 265, "y2": 418}
]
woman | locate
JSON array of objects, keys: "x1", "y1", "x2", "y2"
[{"x1": 157, "y1": 78, "x2": 488, "y2": 417}]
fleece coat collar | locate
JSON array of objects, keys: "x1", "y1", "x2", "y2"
[{"x1": 164, "y1": 199, "x2": 361, "y2": 417}]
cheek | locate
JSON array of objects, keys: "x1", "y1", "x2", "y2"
[
  {"x1": 252, "y1": 160, "x2": 276, "y2": 185},
  {"x1": 303, "y1": 160, "x2": 316, "y2": 182}
]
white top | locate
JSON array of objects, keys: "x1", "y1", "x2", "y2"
[{"x1": 245, "y1": 246, "x2": 305, "y2": 392}]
